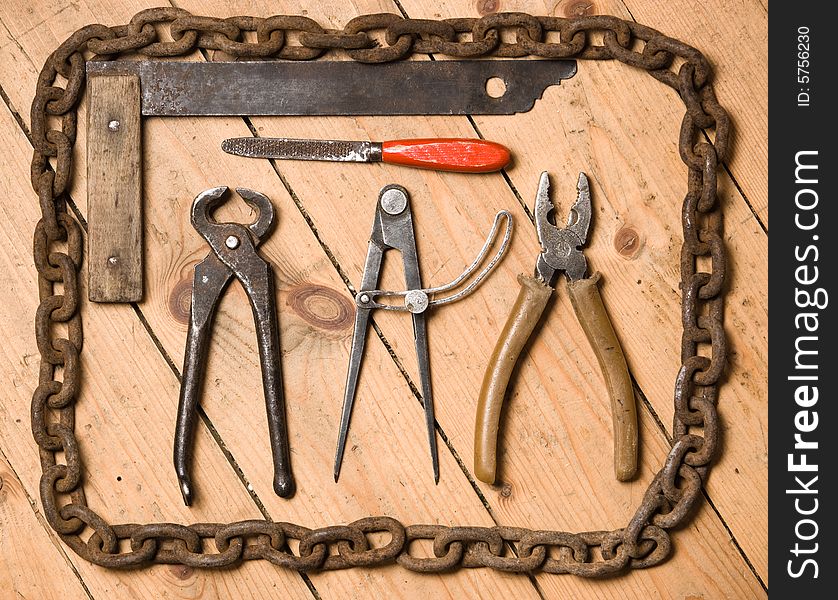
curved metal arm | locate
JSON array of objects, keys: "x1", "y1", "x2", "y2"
[{"x1": 359, "y1": 210, "x2": 513, "y2": 312}]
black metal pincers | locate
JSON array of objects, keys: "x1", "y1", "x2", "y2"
[{"x1": 174, "y1": 186, "x2": 294, "y2": 505}]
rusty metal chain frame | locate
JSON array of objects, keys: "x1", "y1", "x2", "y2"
[{"x1": 29, "y1": 8, "x2": 729, "y2": 576}]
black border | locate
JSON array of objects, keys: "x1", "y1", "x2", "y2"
[{"x1": 770, "y1": 5, "x2": 836, "y2": 595}]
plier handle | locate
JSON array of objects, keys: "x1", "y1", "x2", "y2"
[
  {"x1": 474, "y1": 172, "x2": 638, "y2": 485},
  {"x1": 174, "y1": 187, "x2": 294, "y2": 505}
]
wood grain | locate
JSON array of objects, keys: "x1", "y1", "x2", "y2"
[
  {"x1": 387, "y1": 0, "x2": 770, "y2": 581},
  {"x1": 87, "y1": 73, "x2": 143, "y2": 302},
  {"x1": 0, "y1": 0, "x2": 768, "y2": 598},
  {"x1": 0, "y1": 96, "x2": 316, "y2": 600},
  {"x1": 0, "y1": 456, "x2": 91, "y2": 600},
  {"x1": 618, "y1": 0, "x2": 769, "y2": 226}
]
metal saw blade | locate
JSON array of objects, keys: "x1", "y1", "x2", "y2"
[{"x1": 86, "y1": 59, "x2": 577, "y2": 116}]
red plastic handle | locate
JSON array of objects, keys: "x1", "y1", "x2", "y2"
[{"x1": 381, "y1": 138, "x2": 511, "y2": 173}]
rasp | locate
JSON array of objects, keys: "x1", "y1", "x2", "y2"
[
  {"x1": 222, "y1": 137, "x2": 511, "y2": 173},
  {"x1": 86, "y1": 60, "x2": 577, "y2": 116}
]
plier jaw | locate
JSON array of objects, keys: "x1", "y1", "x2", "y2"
[{"x1": 534, "y1": 171, "x2": 592, "y2": 285}]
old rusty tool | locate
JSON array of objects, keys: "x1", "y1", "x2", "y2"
[
  {"x1": 175, "y1": 186, "x2": 293, "y2": 505},
  {"x1": 335, "y1": 184, "x2": 513, "y2": 484},
  {"x1": 83, "y1": 57, "x2": 574, "y2": 304},
  {"x1": 474, "y1": 172, "x2": 638, "y2": 485},
  {"x1": 85, "y1": 60, "x2": 577, "y2": 116},
  {"x1": 222, "y1": 137, "x2": 511, "y2": 173}
]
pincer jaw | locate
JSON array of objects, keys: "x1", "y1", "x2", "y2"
[
  {"x1": 235, "y1": 187, "x2": 275, "y2": 240},
  {"x1": 190, "y1": 186, "x2": 275, "y2": 242},
  {"x1": 191, "y1": 186, "x2": 228, "y2": 230}
]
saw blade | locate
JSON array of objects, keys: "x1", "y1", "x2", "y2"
[{"x1": 86, "y1": 60, "x2": 577, "y2": 116}]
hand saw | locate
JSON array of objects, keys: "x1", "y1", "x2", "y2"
[{"x1": 86, "y1": 60, "x2": 577, "y2": 116}]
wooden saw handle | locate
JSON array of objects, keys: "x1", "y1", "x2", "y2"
[
  {"x1": 567, "y1": 272, "x2": 638, "y2": 481},
  {"x1": 474, "y1": 274, "x2": 552, "y2": 484}
]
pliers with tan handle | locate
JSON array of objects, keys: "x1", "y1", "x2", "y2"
[{"x1": 474, "y1": 171, "x2": 638, "y2": 484}]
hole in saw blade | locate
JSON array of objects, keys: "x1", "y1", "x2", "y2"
[{"x1": 485, "y1": 76, "x2": 507, "y2": 98}]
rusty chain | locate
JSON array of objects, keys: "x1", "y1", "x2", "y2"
[{"x1": 30, "y1": 8, "x2": 729, "y2": 576}]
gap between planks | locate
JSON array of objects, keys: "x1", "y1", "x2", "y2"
[
  {"x1": 400, "y1": 0, "x2": 768, "y2": 593},
  {"x1": 631, "y1": 374, "x2": 768, "y2": 593},
  {"x1": 0, "y1": 440, "x2": 95, "y2": 599},
  {"x1": 235, "y1": 44, "x2": 767, "y2": 598},
  {"x1": 614, "y1": 0, "x2": 767, "y2": 236},
  {"x1": 593, "y1": 1, "x2": 767, "y2": 586}
]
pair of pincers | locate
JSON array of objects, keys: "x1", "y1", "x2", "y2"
[{"x1": 174, "y1": 186, "x2": 293, "y2": 506}]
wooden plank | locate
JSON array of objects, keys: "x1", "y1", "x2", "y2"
[
  {"x1": 190, "y1": 0, "x2": 764, "y2": 594},
  {"x1": 0, "y1": 2, "x2": 545, "y2": 598},
  {"x1": 216, "y1": 0, "x2": 765, "y2": 596},
  {"x1": 0, "y1": 0, "x2": 768, "y2": 597},
  {"x1": 0, "y1": 61, "x2": 315, "y2": 600},
  {"x1": 379, "y1": 0, "x2": 770, "y2": 583},
  {"x1": 135, "y1": 78, "x2": 542, "y2": 600},
  {"x1": 87, "y1": 73, "x2": 143, "y2": 302},
  {"x1": 617, "y1": 0, "x2": 769, "y2": 225},
  {"x1": 244, "y1": 107, "x2": 766, "y2": 599},
  {"x1": 0, "y1": 456, "x2": 91, "y2": 600},
  {"x1": 182, "y1": 2, "x2": 763, "y2": 598}
]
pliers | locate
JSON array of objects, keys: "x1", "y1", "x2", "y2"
[
  {"x1": 474, "y1": 172, "x2": 638, "y2": 484},
  {"x1": 174, "y1": 186, "x2": 294, "y2": 506}
]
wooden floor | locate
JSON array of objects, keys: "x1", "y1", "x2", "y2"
[{"x1": 0, "y1": 1, "x2": 767, "y2": 598}]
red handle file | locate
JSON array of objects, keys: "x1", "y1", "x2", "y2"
[{"x1": 382, "y1": 138, "x2": 511, "y2": 173}]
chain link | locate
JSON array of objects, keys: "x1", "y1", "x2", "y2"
[{"x1": 29, "y1": 9, "x2": 729, "y2": 575}]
